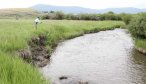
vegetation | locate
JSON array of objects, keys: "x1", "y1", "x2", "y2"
[
  {"x1": 0, "y1": 52, "x2": 47, "y2": 84},
  {"x1": 0, "y1": 8, "x2": 133, "y2": 23},
  {"x1": 0, "y1": 8, "x2": 41, "y2": 19},
  {"x1": 135, "y1": 38, "x2": 146, "y2": 50},
  {"x1": 129, "y1": 13, "x2": 146, "y2": 38},
  {"x1": 119, "y1": 13, "x2": 133, "y2": 25},
  {"x1": 41, "y1": 11, "x2": 123, "y2": 21},
  {"x1": 0, "y1": 20, "x2": 125, "y2": 84},
  {"x1": 128, "y1": 13, "x2": 146, "y2": 50}
]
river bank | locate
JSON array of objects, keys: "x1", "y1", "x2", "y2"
[
  {"x1": 127, "y1": 13, "x2": 146, "y2": 56},
  {"x1": 0, "y1": 20, "x2": 124, "y2": 84},
  {"x1": 135, "y1": 47, "x2": 146, "y2": 54},
  {"x1": 19, "y1": 23, "x2": 124, "y2": 67},
  {"x1": 134, "y1": 38, "x2": 146, "y2": 55}
]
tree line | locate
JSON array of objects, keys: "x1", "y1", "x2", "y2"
[
  {"x1": 41, "y1": 11, "x2": 132, "y2": 22},
  {"x1": 42, "y1": 11, "x2": 146, "y2": 41}
]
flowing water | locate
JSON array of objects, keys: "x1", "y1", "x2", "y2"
[{"x1": 42, "y1": 29, "x2": 146, "y2": 84}]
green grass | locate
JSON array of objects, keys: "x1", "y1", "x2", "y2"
[
  {"x1": 0, "y1": 52, "x2": 47, "y2": 84},
  {"x1": 0, "y1": 20, "x2": 125, "y2": 84},
  {"x1": 135, "y1": 38, "x2": 146, "y2": 50}
]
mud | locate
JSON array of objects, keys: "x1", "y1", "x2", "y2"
[
  {"x1": 18, "y1": 35, "x2": 50, "y2": 67},
  {"x1": 135, "y1": 47, "x2": 146, "y2": 55}
]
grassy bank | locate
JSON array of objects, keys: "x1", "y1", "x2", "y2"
[
  {"x1": 135, "y1": 38, "x2": 146, "y2": 49},
  {"x1": 128, "y1": 13, "x2": 146, "y2": 54},
  {"x1": 0, "y1": 52, "x2": 47, "y2": 84},
  {"x1": 0, "y1": 20, "x2": 124, "y2": 84}
]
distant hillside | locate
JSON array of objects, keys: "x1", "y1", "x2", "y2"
[
  {"x1": 31, "y1": 4, "x2": 98, "y2": 13},
  {"x1": 31, "y1": 4, "x2": 146, "y2": 14},
  {"x1": 98, "y1": 7, "x2": 146, "y2": 14},
  {"x1": 0, "y1": 8, "x2": 41, "y2": 19}
]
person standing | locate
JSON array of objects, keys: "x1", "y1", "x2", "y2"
[{"x1": 34, "y1": 17, "x2": 41, "y2": 29}]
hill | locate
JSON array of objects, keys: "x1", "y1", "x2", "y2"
[
  {"x1": 98, "y1": 7, "x2": 146, "y2": 14},
  {"x1": 0, "y1": 8, "x2": 41, "y2": 19},
  {"x1": 31, "y1": 4, "x2": 98, "y2": 13},
  {"x1": 31, "y1": 4, "x2": 146, "y2": 14}
]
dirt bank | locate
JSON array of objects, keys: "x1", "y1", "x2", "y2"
[
  {"x1": 135, "y1": 47, "x2": 146, "y2": 55},
  {"x1": 18, "y1": 35, "x2": 50, "y2": 67}
]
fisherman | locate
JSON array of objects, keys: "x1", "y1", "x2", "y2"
[{"x1": 34, "y1": 17, "x2": 41, "y2": 29}]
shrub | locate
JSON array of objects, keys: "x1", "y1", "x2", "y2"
[
  {"x1": 41, "y1": 11, "x2": 123, "y2": 21},
  {"x1": 41, "y1": 11, "x2": 65, "y2": 20},
  {"x1": 128, "y1": 13, "x2": 146, "y2": 38},
  {"x1": 55, "y1": 11, "x2": 65, "y2": 20},
  {"x1": 120, "y1": 13, "x2": 132, "y2": 25},
  {"x1": 99, "y1": 12, "x2": 122, "y2": 21},
  {"x1": 65, "y1": 14, "x2": 79, "y2": 20}
]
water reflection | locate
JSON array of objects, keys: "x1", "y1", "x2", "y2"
[{"x1": 128, "y1": 49, "x2": 146, "y2": 84}]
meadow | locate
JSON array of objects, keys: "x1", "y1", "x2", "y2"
[
  {"x1": 0, "y1": 8, "x2": 41, "y2": 19},
  {"x1": 0, "y1": 20, "x2": 125, "y2": 84}
]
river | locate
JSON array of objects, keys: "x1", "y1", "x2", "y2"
[{"x1": 41, "y1": 29, "x2": 146, "y2": 84}]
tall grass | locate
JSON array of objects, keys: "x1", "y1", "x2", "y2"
[
  {"x1": 135, "y1": 38, "x2": 146, "y2": 50},
  {"x1": 0, "y1": 20, "x2": 124, "y2": 84},
  {"x1": 0, "y1": 51, "x2": 47, "y2": 84}
]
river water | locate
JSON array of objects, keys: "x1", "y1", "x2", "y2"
[{"x1": 42, "y1": 29, "x2": 146, "y2": 84}]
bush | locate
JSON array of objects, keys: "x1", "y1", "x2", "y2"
[
  {"x1": 41, "y1": 11, "x2": 123, "y2": 21},
  {"x1": 55, "y1": 11, "x2": 65, "y2": 20},
  {"x1": 99, "y1": 12, "x2": 122, "y2": 21},
  {"x1": 65, "y1": 14, "x2": 79, "y2": 20},
  {"x1": 41, "y1": 11, "x2": 65, "y2": 20},
  {"x1": 41, "y1": 14, "x2": 50, "y2": 19},
  {"x1": 120, "y1": 13, "x2": 132, "y2": 25},
  {"x1": 128, "y1": 13, "x2": 146, "y2": 38}
]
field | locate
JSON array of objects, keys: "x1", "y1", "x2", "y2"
[
  {"x1": 0, "y1": 8, "x2": 41, "y2": 19},
  {"x1": 0, "y1": 20, "x2": 125, "y2": 84}
]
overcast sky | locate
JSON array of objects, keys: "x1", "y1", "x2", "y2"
[{"x1": 0, "y1": 0, "x2": 146, "y2": 9}]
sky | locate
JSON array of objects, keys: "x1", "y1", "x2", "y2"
[{"x1": 0, "y1": 0, "x2": 146, "y2": 9}]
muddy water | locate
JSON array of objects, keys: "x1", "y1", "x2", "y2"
[{"x1": 42, "y1": 29, "x2": 146, "y2": 84}]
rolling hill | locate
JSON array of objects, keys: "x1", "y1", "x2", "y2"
[
  {"x1": 31, "y1": 4, "x2": 98, "y2": 13},
  {"x1": 31, "y1": 4, "x2": 146, "y2": 14},
  {"x1": 0, "y1": 8, "x2": 41, "y2": 19},
  {"x1": 1, "y1": 4, "x2": 146, "y2": 19}
]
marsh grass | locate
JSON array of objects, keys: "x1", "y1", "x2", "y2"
[
  {"x1": 0, "y1": 51, "x2": 48, "y2": 84},
  {"x1": 135, "y1": 38, "x2": 146, "y2": 50},
  {"x1": 0, "y1": 20, "x2": 124, "y2": 84}
]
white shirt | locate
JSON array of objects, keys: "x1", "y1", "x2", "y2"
[{"x1": 35, "y1": 18, "x2": 40, "y2": 23}]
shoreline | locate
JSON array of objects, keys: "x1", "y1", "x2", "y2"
[
  {"x1": 135, "y1": 47, "x2": 146, "y2": 55},
  {"x1": 20, "y1": 28, "x2": 122, "y2": 67}
]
